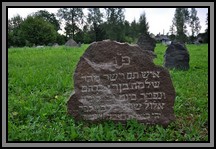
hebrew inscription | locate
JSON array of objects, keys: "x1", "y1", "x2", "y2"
[{"x1": 68, "y1": 40, "x2": 176, "y2": 127}]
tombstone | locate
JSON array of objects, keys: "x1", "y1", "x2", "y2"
[
  {"x1": 68, "y1": 40, "x2": 176, "y2": 127},
  {"x1": 193, "y1": 40, "x2": 200, "y2": 45},
  {"x1": 36, "y1": 45, "x2": 44, "y2": 48},
  {"x1": 53, "y1": 43, "x2": 59, "y2": 47},
  {"x1": 65, "y1": 38, "x2": 78, "y2": 47},
  {"x1": 47, "y1": 43, "x2": 53, "y2": 46},
  {"x1": 164, "y1": 42, "x2": 190, "y2": 70},
  {"x1": 193, "y1": 37, "x2": 203, "y2": 45},
  {"x1": 78, "y1": 42, "x2": 81, "y2": 47},
  {"x1": 162, "y1": 39, "x2": 172, "y2": 46},
  {"x1": 136, "y1": 33, "x2": 156, "y2": 52}
]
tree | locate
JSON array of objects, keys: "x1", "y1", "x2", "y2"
[
  {"x1": 33, "y1": 10, "x2": 60, "y2": 31},
  {"x1": 130, "y1": 19, "x2": 139, "y2": 41},
  {"x1": 202, "y1": 12, "x2": 209, "y2": 43},
  {"x1": 56, "y1": 33, "x2": 66, "y2": 45},
  {"x1": 57, "y1": 8, "x2": 83, "y2": 39},
  {"x1": 123, "y1": 20, "x2": 133, "y2": 43},
  {"x1": 20, "y1": 16, "x2": 57, "y2": 46},
  {"x1": 9, "y1": 14, "x2": 23, "y2": 29},
  {"x1": 82, "y1": 25, "x2": 93, "y2": 44},
  {"x1": 93, "y1": 23, "x2": 107, "y2": 42},
  {"x1": 72, "y1": 24, "x2": 95, "y2": 44},
  {"x1": 189, "y1": 8, "x2": 201, "y2": 41},
  {"x1": 64, "y1": 22, "x2": 80, "y2": 39},
  {"x1": 205, "y1": 12, "x2": 208, "y2": 33},
  {"x1": 172, "y1": 8, "x2": 190, "y2": 42},
  {"x1": 74, "y1": 28, "x2": 84, "y2": 43},
  {"x1": 8, "y1": 15, "x2": 24, "y2": 47},
  {"x1": 87, "y1": 8, "x2": 103, "y2": 41},
  {"x1": 104, "y1": 8, "x2": 125, "y2": 41},
  {"x1": 169, "y1": 20, "x2": 176, "y2": 35},
  {"x1": 124, "y1": 20, "x2": 130, "y2": 37},
  {"x1": 138, "y1": 11, "x2": 149, "y2": 35}
]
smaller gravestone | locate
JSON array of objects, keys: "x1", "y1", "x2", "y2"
[
  {"x1": 78, "y1": 42, "x2": 81, "y2": 47},
  {"x1": 65, "y1": 39, "x2": 78, "y2": 47},
  {"x1": 53, "y1": 43, "x2": 59, "y2": 47},
  {"x1": 68, "y1": 40, "x2": 176, "y2": 127},
  {"x1": 164, "y1": 42, "x2": 190, "y2": 70},
  {"x1": 47, "y1": 43, "x2": 53, "y2": 46},
  {"x1": 162, "y1": 40, "x2": 172, "y2": 46},
  {"x1": 36, "y1": 45, "x2": 44, "y2": 48},
  {"x1": 137, "y1": 33, "x2": 156, "y2": 52}
]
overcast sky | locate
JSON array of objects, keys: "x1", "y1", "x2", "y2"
[{"x1": 8, "y1": 8, "x2": 208, "y2": 35}]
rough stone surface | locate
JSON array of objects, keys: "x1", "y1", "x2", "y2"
[
  {"x1": 164, "y1": 42, "x2": 190, "y2": 70},
  {"x1": 68, "y1": 40, "x2": 176, "y2": 127},
  {"x1": 65, "y1": 39, "x2": 78, "y2": 47},
  {"x1": 136, "y1": 34, "x2": 156, "y2": 52}
]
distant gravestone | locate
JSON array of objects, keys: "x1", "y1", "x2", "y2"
[
  {"x1": 53, "y1": 43, "x2": 59, "y2": 47},
  {"x1": 137, "y1": 34, "x2": 156, "y2": 52},
  {"x1": 36, "y1": 45, "x2": 44, "y2": 48},
  {"x1": 164, "y1": 42, "x2": 190, "y2": 70},
  {"x1": 47, "y1": 43, "x2": 53, "y2": 46},
  {"x1": 68, "y1": 40, "x2": 176, "y2": 127},
  {"x1": 65, "y1": 39, "x2": 78, "y2": 47},
  {"x1": 78, "y1": 42, "x2": 81, "y2": 47}
]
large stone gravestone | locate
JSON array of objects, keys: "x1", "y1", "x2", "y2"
[
  {"x1": 137, "y1": 33, "x2": 156, "y2": 52},
  {"x1": 164, "y1": 42, "x2": 190, "y2": 70},
  {"x1": 68, "y1": 40, "x2": 176, "y2": 127}
]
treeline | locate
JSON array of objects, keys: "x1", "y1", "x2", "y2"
[{"x1": 8, "y1": 8, "x2": 208, "y2": 47}]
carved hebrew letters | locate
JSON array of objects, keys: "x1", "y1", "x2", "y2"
[
  {"x1": 82, "y1": 112, "x2": 162, "y2": 121},
  {"x1": 101, "y1": 71, "x2": 160, "y2": 82},
  {"x1": 68, "y1": 40, "x2": 176, "y2": 126},
  {"x1": 79, "y1": 67, "x2": 164, "y2": 120},
  {"x1": 113, "y1": 55, "x2": 131, "y2": 69},
  {"x1": 80, "y1": 81, "x2": 161, "y2": 93},
  {"x1": 119, "y1": 94, "x2": 137, "y2": 101},
  {"x1": 81, "y1": 75, "x2": 101, "y2": 82}
]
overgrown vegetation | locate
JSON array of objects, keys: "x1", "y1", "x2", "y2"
[
  {"x1": 8, "y1": 44, "x2": 208, "y2": 141},
  {"x1": 8, "y1": 8, "x2": 208, "y2": 48}
]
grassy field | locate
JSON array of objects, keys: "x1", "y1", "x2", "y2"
[{"x1": 8, "y1": 43, "x2": 208, "y2": 141}]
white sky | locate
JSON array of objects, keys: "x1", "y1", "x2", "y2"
[{"x1": 8, "y1": 8, "x2": 208, "y2": 35}]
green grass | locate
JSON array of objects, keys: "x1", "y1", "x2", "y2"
[{"x1": 8, "y1": 44, "x2": 208, "y2": 141}]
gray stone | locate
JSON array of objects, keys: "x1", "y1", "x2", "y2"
[
  {"x1": 164, "y1": 42, "x2": 190, "y2": 70},
  {"x1": 68, "y1": 40, "x2": 176, "y2": 127},
  {"x1": 36, "y1": 45, "x2": 44, "y2": 48},
  {"x1": 65, "y1": 39, "x2": 78, "y2": 47},
  {"x1": 47, "y1": 43, "x2": 53, "y2": 46},
  {"x1": 53, "y1": 43, "x2": 59, "y2": 47},
  {"x1": 78, "y1": 42, "x2": 81, "y2": 47},
  {"x1": 137, "y1": 34, "x2": 156, "y2": 52}
]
